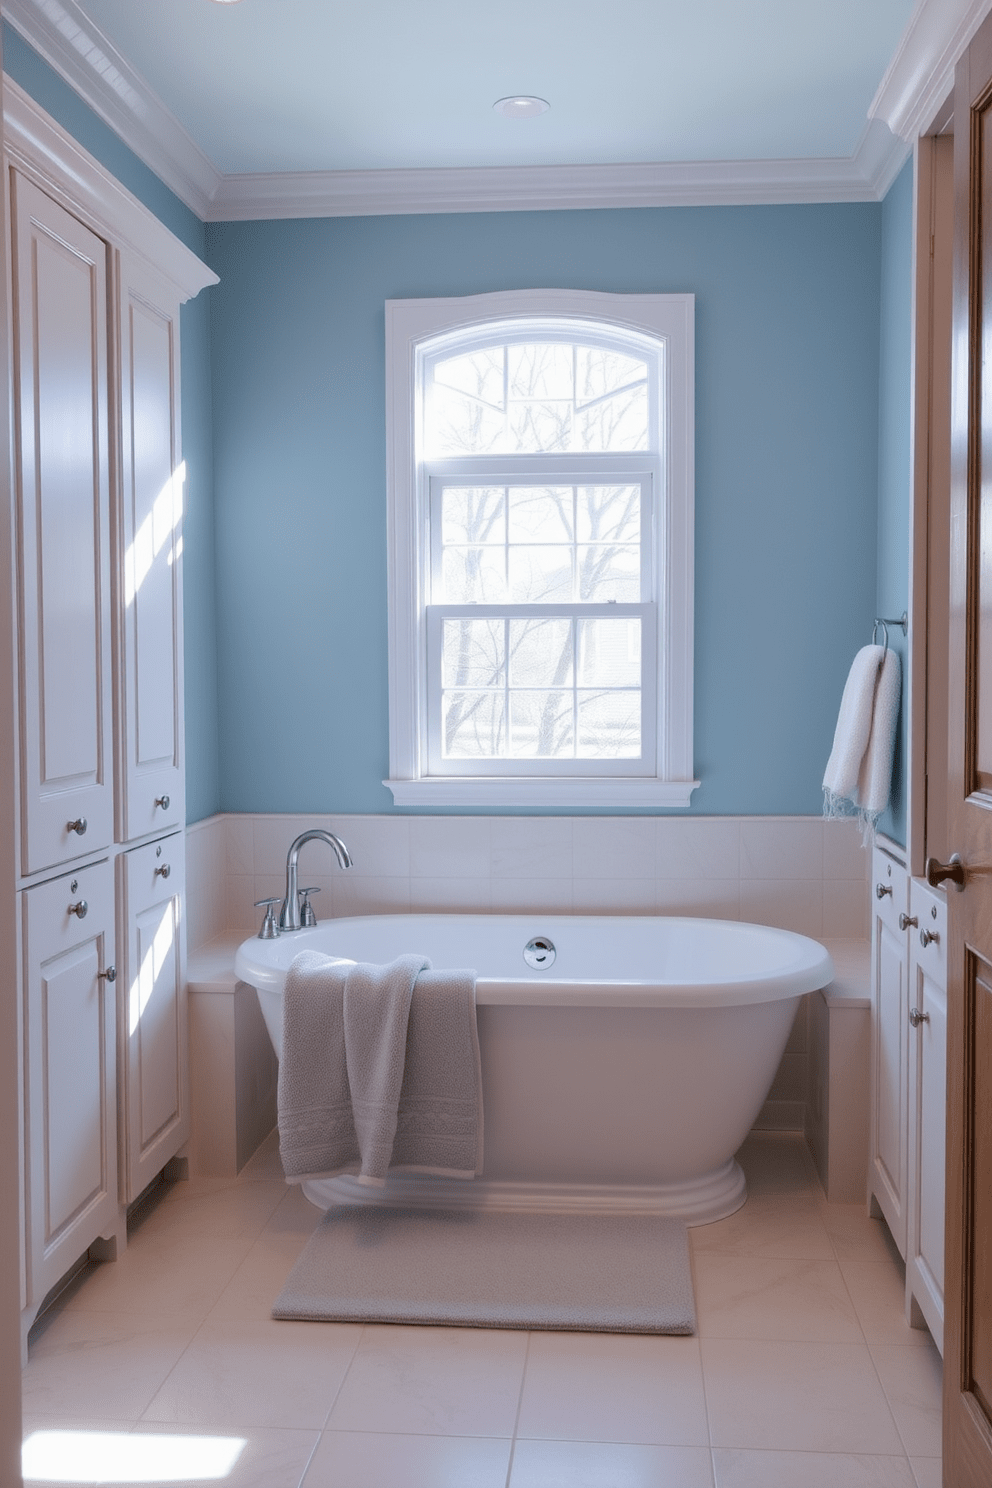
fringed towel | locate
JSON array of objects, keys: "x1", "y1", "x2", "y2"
[
  {"x1": 823, "y1": 643, "x2": 901, "y2": 840},
  {"x1": 278, "y1": 950, "x2": 482, "y2": 1187}
]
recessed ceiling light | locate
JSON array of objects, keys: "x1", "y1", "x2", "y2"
[{"x1": 493, "y1": 96, "x2": 550, "y2": 119}]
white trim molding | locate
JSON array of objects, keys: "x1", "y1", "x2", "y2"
[
  {"x1": 2, "y1": 78, "x2": 217, "y2": 302},
  {"x1": 3, "y1": 0, "x2": 221, "y2": 218},
  {"x1": 0, "y1": 0, "x2": 963, "y2": 220},
  {"x1": 870, "y1": 0, "x2": 992, "y2": 140}
]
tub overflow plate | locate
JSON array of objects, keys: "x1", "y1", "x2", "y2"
[{"x1": 523, "y1": 936, "x2": 556, "y2": 970}]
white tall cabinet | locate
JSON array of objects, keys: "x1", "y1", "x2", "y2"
[{"x1": 4, "y1": 81, "x2": 216, "y2": 1342}]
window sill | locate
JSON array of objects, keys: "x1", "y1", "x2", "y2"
[{"x1": 383, "y1": 777, "x2": 701, "y2": 808}]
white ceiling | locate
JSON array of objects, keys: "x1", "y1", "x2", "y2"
[
  {"x1": 2, "y1": 0, "x2": 987, "y2": 218},
  {"x1": 68, "y1": 0, "x2": 916, "y2": 175}
]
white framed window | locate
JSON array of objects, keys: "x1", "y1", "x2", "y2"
[{"x1": 384, "y1": 288, "x2": 697, "y2": 807}]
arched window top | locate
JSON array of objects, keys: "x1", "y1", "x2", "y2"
[{"x1": 425, "y1": 328, "x2": 654, "y2": 457}]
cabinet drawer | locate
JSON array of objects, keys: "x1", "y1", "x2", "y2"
[
  {"x1": 910, "y1": 879, "x2": 947, "y2": 987},
  {"x1": 872, "y1": 847, "x2": 909, "y2": 936}
]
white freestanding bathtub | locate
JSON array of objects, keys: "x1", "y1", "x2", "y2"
[{"x1": 235, "y1": 913, "x2": 833, "y2": 1225}]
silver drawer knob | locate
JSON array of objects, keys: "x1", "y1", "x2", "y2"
[
  {"x1": 899, "y1": 913, "x2": 918, "y2": 931},
  {"x1": 67, "y1": 817, "x2": 87, "y2": 836},
  {"x1": 98, "y1": 966, "x2": 116, "y2": 983},
  {"x1": 876, "y1": 883, "x2": 893, "y2": 899},
  {"x1": 909, "y1": 1007, "x2": 930, "y2": 1027},
  {"x1": 154, "y1": 863, "x2": 171, "y2": 879},
  {"x1": 155, "y1": 795, "x2": 171, "y2": 811},
  {"x1": 920, "y1": 927, "x2": 939, "y2": 948},
  {"x1": 68, "y1": 900, "x2": 87, "y2": 918}
]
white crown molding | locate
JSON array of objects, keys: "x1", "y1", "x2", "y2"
[
  {"x1": 870, "y1": 0, "x2": 992, "y2": 140},
  {"x1": 2, "y1": 0, "x2": 221, "y2": 217},
  {"x1": 208, "y1": 153, "x2": 895, "y2": 222},
  {"x1": 3, "y1": 77, "x2": 217, "y2": 301},
  {"x1": 0, "y1": 0, "x2": 932, "y2": 220}
]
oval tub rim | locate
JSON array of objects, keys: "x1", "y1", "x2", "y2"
[{"x1": 234, "y1": 911, "x2": 834, "y2": 1010}]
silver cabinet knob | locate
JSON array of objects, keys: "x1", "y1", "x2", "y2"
[
  {"x1": 67, "y1": 817, "x2": 87, "y2": 836},
  {"x1": 926, "y1": 854, "x2": 965, "y2": 890},
  {"x1": 899, "y1": 913, "x2": 918, "y2": 931},
  {"x1": 876, "y1": 883, "x2": 893, "y2": 899},
  {"x1": 920, "y1": 927, "x2": 939, "y2": 948},
  {"x1": 98, "y1": 966, "x2": 116, "y2": 983},
  {"x1": 154, "y1": 863, "x2": 171, "y2": 879},
  {"x1": 155, "y1": 795, "x2": 171, "y2": 811},
  {"x1": 68, "y1": 900, "x2": 88, "y2": 918},
  {"x1": 909, "y1": 1007, "x2": 930, "y2": 1027}
]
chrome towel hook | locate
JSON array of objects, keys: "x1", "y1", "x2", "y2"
[{"x1": 872, "y1": 611, "x2": 908, "y2": 657}]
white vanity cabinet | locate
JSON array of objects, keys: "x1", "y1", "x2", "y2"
[
  {"x1": 117, "y1": 834, "x2": 188, "y2": 1202},
  {"x1": 906, "y1": 878, "x2": 947, "y2": 1352},
  {"x1": 869, "y1": 844, "x2": 911, "y2": 1257},
  {"x1": 21, "y1": 859, "x2": 119, "y2": 1306},
  {"x1": 11, "y1": 171, "x2": 114, "y2": 878},
  {"x1": 3, "y1": 82, "x2": 217, "y2": 1344}
]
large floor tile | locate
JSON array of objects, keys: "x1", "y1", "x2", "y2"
[
  {"x1": 509, "y1": 1439, "x2": 715, "y2": 1487},
  {"x1": 58, "y1": 1230, "x2": 256, "y2": 1324},
  {"x1": 326, "y1": 1324, "x2": 528, "y2": 1438},
  {"x1": 134, "y1": 1176, "x2": 289, "y2": 1242},
  {"x1": 205, "y1": 1188, "x2": 322, "y2": 1324},
  {"x1": 694, "y1": 1254, "x2": 862, "y2": 1342},
  {"x1": 909, "y1": 1457, "x2": 941, "y2": 1488},
  {"x1": 516, "y1": 1331, "x2": 708, "y2": 1447},
  {"x1": 691, "y1": 1193, "x2": 834, "y2": 1260},
  {"x1": 821, "y1": 1204, "x2": 901, "y2": 1264},
  {"x1": 870, "y1": 1344, "x2": 943, "y2": 1458},
  {"x1": 711, "y1": 1449, "x2": 917, "y2": 1487},
  {"x1": 303, "y1": 1430, "x2": 512, "y2": 1487},
  {"x1": 142, "y1": 1317, "x2": 363, "y2": 1431},
  {"x1": 702, "y1": 1339, "x2": 904, "y2": 1454},
  {"x1": 840, "y1": 1261, "x2": 935, "y2": 1348},
  {"x1": 22, "y1": 1311, "x2": 199, "y2": 1421}
]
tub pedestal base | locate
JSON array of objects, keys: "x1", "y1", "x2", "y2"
[{"x1": 300, "y1": 1157, "x2": 747, "y2": 1228}]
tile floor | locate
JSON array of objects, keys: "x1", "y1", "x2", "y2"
[{"x1": 21, "y1": 1132, "x2": 942, "y2": 1488}]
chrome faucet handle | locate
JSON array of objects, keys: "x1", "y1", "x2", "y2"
[
  {"x1": 254, "y1": 898, "x2": 281, "y2": 939},
  {"x1": 298, "y1": 886, "x2": 321, "y2": 928}
]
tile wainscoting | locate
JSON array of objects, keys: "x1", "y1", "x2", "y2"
[
  {"x1": 186, "y1": 813, "x2": 870, "y2": 955},
  {"x1": 184, "y1": 814, "x2": 870, "y2": 1162}
]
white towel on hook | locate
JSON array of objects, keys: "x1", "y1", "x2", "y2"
[{"x1": 822, "y1": 644, "x2": 901, "y2": 839}]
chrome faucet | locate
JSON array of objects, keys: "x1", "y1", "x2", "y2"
[{"x1": 278, "y1": 829, "x2": 353, "y2": 930}]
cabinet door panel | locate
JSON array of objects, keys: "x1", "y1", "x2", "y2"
[
  {"x1": 12, "y1": 172, "x2": 113, "y2": 874},
  {"x1": 23, "y1": 859, "x2": 117, "y2": 1302},
  {"x1": 870, "y1": 847, "x2": 909, "y2": 1255},
  {"x1": 120, "y1": 835, "x2": 187, "y2": 1201},
  {"x1": 118, "y1": 257, "x2": 183, "y2": 842}
]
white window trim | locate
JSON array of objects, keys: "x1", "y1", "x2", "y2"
[{"x1": 384, "y1": 287, "x2": 698, "y2": 808}]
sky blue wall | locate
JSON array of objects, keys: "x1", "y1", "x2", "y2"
[
  {"x1": 875, "y1": 158, "x2": 914, "y2": 847},
  {"x1": 206, "y1": 205, "x2": 882, "y2": 816},
  {"x1": 3, "y1": 25, "x2": 221, "y2": 825}
]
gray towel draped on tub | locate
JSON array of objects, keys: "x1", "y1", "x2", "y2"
[{"x1": 278, "y1": 950, "x2": 483, "y2": 1186}]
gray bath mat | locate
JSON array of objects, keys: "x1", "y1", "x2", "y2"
[{"x1": 273, "y1": 1204, "x2": 696, "y2": 1334}]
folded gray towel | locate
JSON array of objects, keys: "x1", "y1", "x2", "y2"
[{"x1": 278, "y1": 950, "x2": 482, "y2": 1186}]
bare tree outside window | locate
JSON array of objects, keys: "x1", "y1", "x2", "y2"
[{"x1": 430, "y1": 341, "x2": 649, "y2": 761}]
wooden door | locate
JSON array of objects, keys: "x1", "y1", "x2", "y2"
[
  {"x1": 116, "y1": 254, "x2": 184, "y2": 844},
  {"x1": 22, "y1": 858, "x2": 118, "y2": 1308},
  {"x1": 118, "y1": 833, "x2": 187, "y2": 1201},
  {"x1": 11, "y1": 172, "x2": 113, "y2": 876},
  {"x1": 944, "y1": 13, "x2": 992, "y2": 1481}
]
